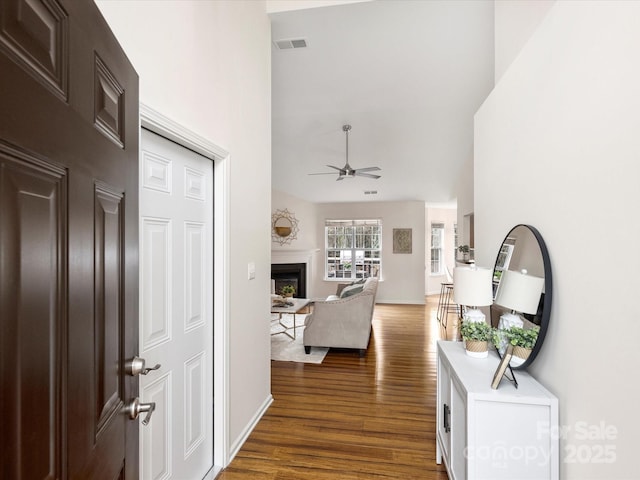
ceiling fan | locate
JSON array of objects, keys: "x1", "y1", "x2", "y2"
[{"x1": 309, "y1": 124, "x2": 381, "y2": 181}]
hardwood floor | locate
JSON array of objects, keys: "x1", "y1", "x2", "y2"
[{"x1": 217, "y1": 295, "x2": 457, "y2": 479}]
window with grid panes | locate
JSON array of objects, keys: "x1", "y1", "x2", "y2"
[
  {"x1": 325, "y1": 219, "x2": 381, "y2": 280},
  {"x1": 454, "y1": 223, "x2": 459, "y2": 252},
  {"x1": 430, "y1": 222, "x2": 445, "y2": 275}
]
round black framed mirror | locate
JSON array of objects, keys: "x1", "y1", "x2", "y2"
[{"x1": 491, "y1": 224, "x2": 552, "y2": 370}]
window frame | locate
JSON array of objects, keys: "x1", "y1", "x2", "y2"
[
  {"x1": 430, "y1": 222, "x2": 445, "y2": 276},
  {"x1": 324, "y1": 219, "x2": 382, "y2": 281},
  {"x1": 454, "y1": 223, "x2": 459, "y2": 252}
]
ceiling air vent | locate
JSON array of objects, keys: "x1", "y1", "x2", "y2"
[
  {"x1": 364, "y1": 190, "x2": 378, "y2": 195},
  {"x1": 274, "y1": 38, "x2": 308, "y2": 50}
]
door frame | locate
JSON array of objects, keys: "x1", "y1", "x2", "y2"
[{"x1": 140, "y1": 103, "x2": 230, "y2": 476}]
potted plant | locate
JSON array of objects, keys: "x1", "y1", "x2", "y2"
[
  {"x1": 490, "y1": 327, "x2": 510, "y2": 356},
  {"x1": 505, "y1": 326, "x2": 540, "y2": 366},
  {"x1": 459, "y1": 320, "x2": 492, "y2": 358},
  {"x1": 280, "y1": 284, "x2": 296, "y2": 298},
  {"x1": 457, "y1": 244, "x2": 470, "y2": 261}
]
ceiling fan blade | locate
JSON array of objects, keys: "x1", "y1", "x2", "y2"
[
  {"x1": 355, "y1": 172, "x2": 381, "y2": 179},
  {"x1": 306, "y1": 126, "x2": 380, "y2": 181},
  {"x1": 308, "y1": 172, "x2": 338, "y2": 175}
]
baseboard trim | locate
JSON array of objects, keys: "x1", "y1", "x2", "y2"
[
  {"x1": 204, "y1": 465, "x2": 222, "y2": 479},
  {"x1": 227, "y1": 394, "x2": 274, "y2": 464}
]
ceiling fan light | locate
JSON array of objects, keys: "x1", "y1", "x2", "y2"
[{"x1": 309, "y1": 124, "x2": 382, "y2": 180}]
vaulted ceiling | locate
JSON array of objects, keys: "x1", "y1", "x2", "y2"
[{"x1": 269, "y1": 0, "x2": 495, "y2": 205}]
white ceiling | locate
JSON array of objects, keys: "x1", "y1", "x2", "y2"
[{"x1": 270, "y1": 0, "x2": 495, "y2": 205}]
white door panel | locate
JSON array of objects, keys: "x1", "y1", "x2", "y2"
[
  {"x1": 143, "y1": 372, "x2": 172, "y2": 480},
  {"x1": 140, "y1": 129, "x2": 214, "y2": 480}
]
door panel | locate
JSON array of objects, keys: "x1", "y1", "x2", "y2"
[
  {"x1": 141, "y1": 218, "x2": 172, "y2": 350},
  {"x1": 143, "y1": 373, "x2": 171, "y2": 479},
  {"x1": 0, "y1": 0, "x2": 69, "y2": 99},
  {"x1": 0, "y1": 1, "x2": 139, "y2": 478},
  {"x1": 94, "y1": 184, "x2": 124, "y2": 431},
  {"x1": 184, "y1": 352, "x2": 206, "y2": 455},
  {"x1": 185, "y1": 222, "x2": 205, "y2": 330},
  {"x1": 140, "y1": 129, "x2": 213, "y2": 480},
  {"x1": 0, "y1": 144, "x2": 66, "y2": 480}
]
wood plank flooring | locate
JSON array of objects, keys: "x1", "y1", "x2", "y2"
[{"x1": 216, "y1": 295, "x2": 457, "y2": 479}]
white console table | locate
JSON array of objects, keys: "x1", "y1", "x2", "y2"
[{"x1": 436, "y1": 340, "x2": 559, "y2": 480}]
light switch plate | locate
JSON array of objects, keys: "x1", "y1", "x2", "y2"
[{"x1": 248, "y1": 262, "x2": 255, "y2": 280}]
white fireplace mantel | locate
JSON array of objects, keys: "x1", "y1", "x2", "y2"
[{"x1": 271, "y1": 249, "x2": 320, "y2": 265}]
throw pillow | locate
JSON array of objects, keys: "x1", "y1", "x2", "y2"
[{"x1": 340, "y1": 283, "x2": 364, "y2": 298}]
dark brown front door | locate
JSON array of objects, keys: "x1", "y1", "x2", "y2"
[{"x1": 0, "y1": 1, "x2": 139, "y2": 478}]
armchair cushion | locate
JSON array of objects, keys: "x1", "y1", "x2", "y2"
[{"x1": 339, "y1": 283, "x2": 364, "y2": 298}]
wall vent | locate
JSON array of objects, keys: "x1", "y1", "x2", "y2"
[
  {"x1": 274, "y1": 38, "x2": 308, "y2": 50},
  {"x1": 364, "y1": 190, "x2": 378, "y2": 195}
]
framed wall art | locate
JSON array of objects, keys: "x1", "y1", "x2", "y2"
[{"x1": 393, "y1": 228, "x2": 412, "y2": 254}]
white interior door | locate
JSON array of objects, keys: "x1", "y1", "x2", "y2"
[{"x1": 139, "y1": 128, "x2": 214, "y2": 479}]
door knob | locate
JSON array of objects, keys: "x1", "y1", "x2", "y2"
[
  {"x1": 124, "y1": 397, "x2": 156, "y2": 426},
  {"x1": 126, "y1": 356, "x2": 161, "y2": 376}
]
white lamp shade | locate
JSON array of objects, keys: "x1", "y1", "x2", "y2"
[
  {"x1": 495, "y1": 269, "x2": 544, "y2": 314},
  {"x1": 453, "y1": 267, "x2": 493, "y2": 307}
]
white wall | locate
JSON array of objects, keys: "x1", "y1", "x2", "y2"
[
  {"x1": 456, "y1": 156, "x2": 474, "y2": 249},
  {"x1": 476, "y1": 2, "x2": 640, "y2": 477},
  {"x1": 96, "y1": 0, "x2": 272, "y2": 466},
  {"x1": 425, "y1": 207, "x2": 457, "y2": 295},
  {"x1": 271, "y1": 189, "x2": 318, "y2": 251},
  {"x1": 266, "y1": 0, "x2": 371, "y2": 14},
  {"x1": 314, "y1": 201, "x2": 425, "y2": 303},
  {"x1": 494, "y1": 0, "x2": 555, "y2": 83}
]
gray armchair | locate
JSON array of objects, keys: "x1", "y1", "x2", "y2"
[{"x1": 303, "y1": 277, "x2": 378, "y2": 356}]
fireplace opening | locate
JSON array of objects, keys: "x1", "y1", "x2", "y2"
[{"x1": 271, "y1": 263, "x2": 306, "y2": 298}]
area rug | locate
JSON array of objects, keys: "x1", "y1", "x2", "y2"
[{"x1": 271, "y1": 314, "x2": 329, "y2": 364}]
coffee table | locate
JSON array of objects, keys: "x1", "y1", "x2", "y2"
[{"x1": 271, "y1": 298, "x2": 310, "y2": 340}]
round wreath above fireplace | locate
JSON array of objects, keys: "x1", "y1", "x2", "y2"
[{"x1": 271, "y1": 208, "x2": 299, "y2": 245}]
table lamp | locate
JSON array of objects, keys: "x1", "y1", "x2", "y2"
[
  {"x1": 494, "y1": 269, "x2": 544, "y2": 330},
  {"x1": 453, "y1": 266, "x2": 494, "y2": 324}
]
